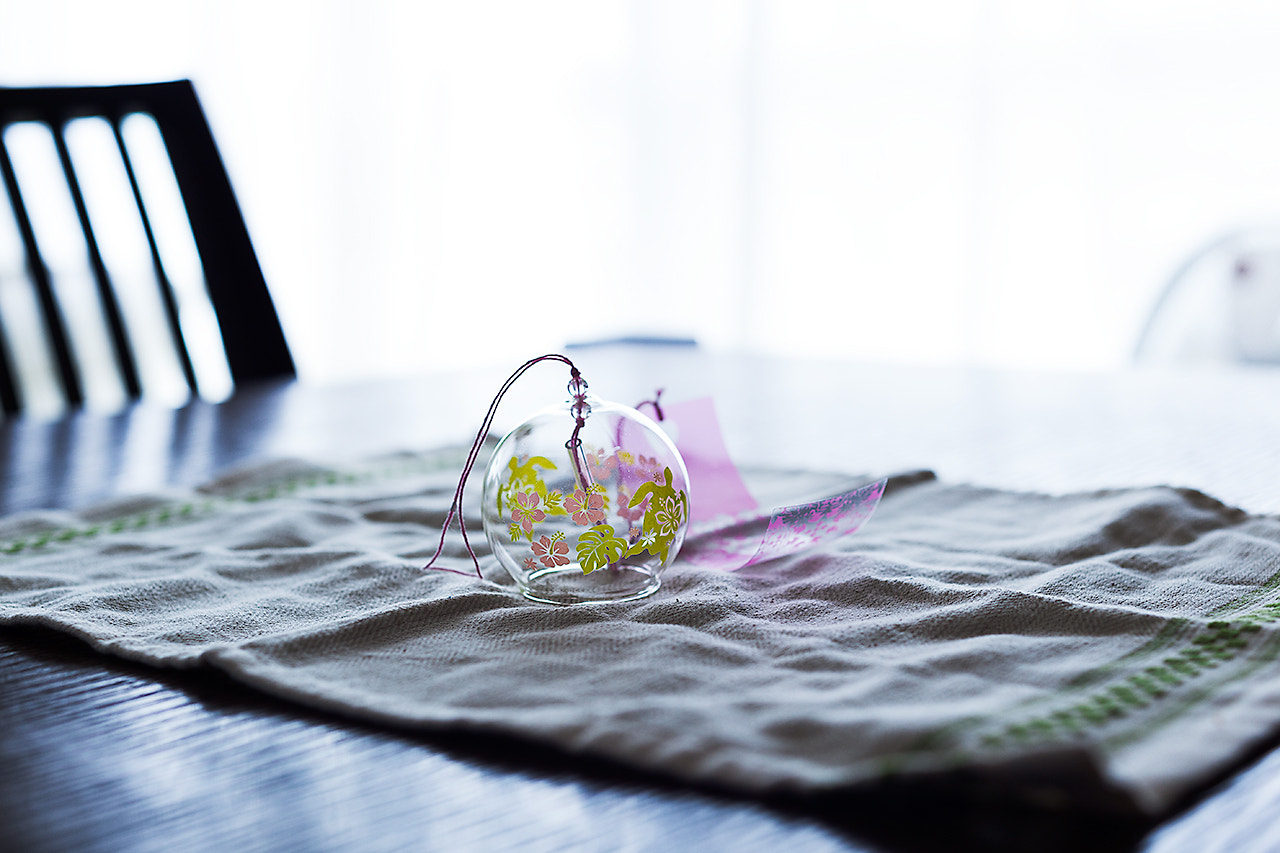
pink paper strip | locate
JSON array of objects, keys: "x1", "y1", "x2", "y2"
[
  {"x1": 662, "y1": 397, "x2": 758, "y2": 523},
  {"x1": 682, "y1": 478, "x2": 885, "y2": 571}
]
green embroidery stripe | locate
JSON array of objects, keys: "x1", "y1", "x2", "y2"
[
  {"x1": 909, "y1": 548, "x2": 1280, "y2": 766},
  {"x1": 1061, "y1": 617, "x2": 1195, "y2": 690},
  {"x1": 0, "y1": 449, "x2": 465, "y2": 556},
  {"x1": 888, "y1": 616, "x2": 1199, "y2": 763},
  {"x1": 1208, "y1": 563, "x2": 1280, "y2": 619},
  {"x1": 819, "y1": 528, "x2": 1280, "y2": 780},
  {"x1": 1101, "y1": 628, "x2": 1280, "y2": 753},
  {"x1": 978, "y1": 614, "x2": 1274, "y2": 751}
]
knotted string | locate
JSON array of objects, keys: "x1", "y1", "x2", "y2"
[{"x1": 423, "y1": 354, "x2": 587, "y2": 579}]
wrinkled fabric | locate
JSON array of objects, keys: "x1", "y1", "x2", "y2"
[{"x1": 3, "y1": 449, "x2": 1280, "y2": 815}]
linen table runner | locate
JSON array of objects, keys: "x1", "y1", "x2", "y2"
[{"x1": 3, "y1": 447, "x2": 1280, "y2": 814}]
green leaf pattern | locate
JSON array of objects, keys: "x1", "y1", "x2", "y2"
[
  {"x1": 498, "y1": 450, "x2": 687, "y2": 575},
  {"x1": 496, "y1": 455, "x2": 561, "y2": 517},
  {"x1": 575, "y1": 524, "x2": 629, "y2": 574}
]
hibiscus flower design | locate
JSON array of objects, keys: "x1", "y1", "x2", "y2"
[
  {"x1": 587, "y1": 450, "x2": 618, "y2": 479},
  {"x1": 532, "y1": 534, "x2": 571, "y2": 568},
  {"x1": 616, "y1": 486, "x2": 649, "y2": 524},
  {"x1": 510, "y1": 489, "x2": 546, "y2": 535},
  {"x1": 564, "y1": 488, "x2": 606, "y2": 525},
  {"x1": 653, "y1": 494, "x2": 685, "y2": 538},
  {"x1": 637, "y1": 454, "x2": 662, "y2": 478}
]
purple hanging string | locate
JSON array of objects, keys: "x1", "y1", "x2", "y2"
[
  {"x1": 635, "y1": 388, "x2": 665, "y2": 422},
  {"x1": 423, "y1": 354, "x2": 589, "y2": 579}
]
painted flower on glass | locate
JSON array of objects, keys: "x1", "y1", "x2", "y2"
[
  {"x1": 587, "y1": 449, "x2": 618, "y2": 478},
  {"x1": 523, "y1": 557, "x2": 539, "y2": 571},
  {"x1": 564, "y1": 488, "x2": 606, "y2": 526},
  {"x1": 637, "y1": 454, "x2": 662, "y2": 478},
  {"x1": 654, "y1": 494, "x2": 685, "y2": 538},
  {"x1": 532, "y1": 534, "x2": 571, "y2": 567},
  {"x1": 626, "y1": 530, "x2": 657, "y2": 558},
  {"x1": 616, "y1": 486, "x2": 649, "y2": 524},
  {"x1": 511, "y1": 489, "x2": 546, "y2": 536}
]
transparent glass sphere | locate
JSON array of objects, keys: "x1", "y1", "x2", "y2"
[{"x1": 482, "y1": 394, "x2": 690, "y2": 605}]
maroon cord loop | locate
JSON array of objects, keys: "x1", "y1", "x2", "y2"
[
  {"x1": 635, "y1": 388, "x2": 665, "y2": 422},
  {"x1": 422, "y1": 354, "x2": 584, "y2": 578}
]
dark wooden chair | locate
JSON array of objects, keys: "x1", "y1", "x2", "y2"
[{"x1": 0, "y1": 80, "x2": 294, "y2": 414}]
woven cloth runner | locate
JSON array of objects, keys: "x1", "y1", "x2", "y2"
[{"x1": 3, "y1": 447, "x2": 1280, "y2": 815}]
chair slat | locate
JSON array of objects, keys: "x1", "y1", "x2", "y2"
[
  {"x1": 0, "y1": 133, "x2": 83, "y2": 408},
  {"x1": 111, "y1": 119, "x2": 198, "y2": 394},
  {"x1": 0, "y1": 326, "x2": 20, "y2": 414},
  {"x1": 51, "y1": 124, "x2": 142, "y2": 400}
]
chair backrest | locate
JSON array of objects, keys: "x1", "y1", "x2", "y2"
[
  {"x1": 1134, "y1": 225, "x2": 1280, "y2": 365},
  {"x1": 0, "y1": 79, "x2": 294, "y2": 414}
]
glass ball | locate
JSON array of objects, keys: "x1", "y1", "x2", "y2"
[{"x1": 482, "y1": 394, "x2": 690, "y2": 605}]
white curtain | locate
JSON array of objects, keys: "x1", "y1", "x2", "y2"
[{"x1": 5, "y1": 1, "x2": 1280, "y2": 383}]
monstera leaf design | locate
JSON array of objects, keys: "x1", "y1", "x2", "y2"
[{"x1": 575, "y1": 524, "x2": 627, "y2": 574}]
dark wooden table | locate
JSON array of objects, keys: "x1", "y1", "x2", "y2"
[{"x1": 4, "y1": 348, "x2": 1280, "y2": 852}]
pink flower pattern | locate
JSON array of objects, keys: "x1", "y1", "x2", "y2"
[
  {"x1": 636, "y1": 454, "x2": 662, "y2": 479},
  {"x1": 532, "y1": 535, "x2": 571, "y2": 567},
  {"x1": 564, "y1": 488, "x2": 606, "y2": 526},
  {"x1": 511, "y1": 489, "x2": 546, "y2": 534},
  {"x1": 617, "y1": 486, "x2": 649, "y2": 524},
  {"x1": 587, "y1": 450, "x2": 618, "y2": 479},
  {"x1": 684, "y1": 479, "x2": 885, "y2": 571}
]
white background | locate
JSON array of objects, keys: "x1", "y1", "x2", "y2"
[{"x1": 4, "y1": 0, "x2": 1280, "y2": 384}]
